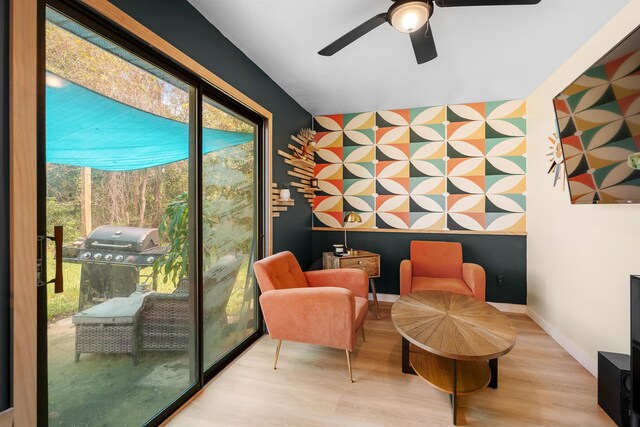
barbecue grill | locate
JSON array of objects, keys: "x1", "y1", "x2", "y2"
[{"x1": 63, "y1": 225, "x2": 166, "y2": 310}]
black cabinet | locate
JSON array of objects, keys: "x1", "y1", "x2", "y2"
[{"x1": 599, "y1": 351, "x2": 631, "y2": 426}]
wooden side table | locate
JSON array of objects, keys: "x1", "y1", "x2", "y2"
[{"x1": 322, "y1": 251, "x2": 381, "y2": 319}]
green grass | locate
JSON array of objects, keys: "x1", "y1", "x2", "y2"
[
  {"x1": 46, "y1": 255, "x2": 251, "y2": 320},
  {"x1": 46, "y1": 260, "x2": 82, "y2": 320}
]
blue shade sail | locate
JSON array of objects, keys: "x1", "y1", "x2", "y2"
[{"x1": 46, "y1": 74, "x2": 253, "y2": 171}]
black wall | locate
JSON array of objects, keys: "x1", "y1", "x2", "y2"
[
  {"x1": 108, "y1": 0, "x2": 314, "y2": 267},
  {"x1": 312, "y1": 231, "x2": 527, "y2": 304},
  {"x1": 0, "y1": 0, "x2": 10, "y2": 412}
]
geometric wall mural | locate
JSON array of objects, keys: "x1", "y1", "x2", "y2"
[
  {"x1": 554, "y1": 50, "x2": 640, "y2": 204},
  {"x1": 312, "y1": 99, "x2": 527, "y2": 233}
]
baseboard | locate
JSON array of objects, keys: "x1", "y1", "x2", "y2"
[
  {"x1": 371, "y1": 293, "x2": 527, "y2": 314},
  {"x1": 370, "y1": 293, "x2": 399, "y2": 303},
  {"x1": 526, "y1": 307, "x2": 597, "y2": 377}
]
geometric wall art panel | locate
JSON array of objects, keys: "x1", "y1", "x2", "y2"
[
  {"x1": 313, "y1": 100, "x2": 527, "y2": 233},
  {"x1": 554, "y1": 49, "x2": 640, "y2": 204}
]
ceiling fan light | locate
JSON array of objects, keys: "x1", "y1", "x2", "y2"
[{"x1": 389, "y1": 1, "x2": 431, "y2": 34}]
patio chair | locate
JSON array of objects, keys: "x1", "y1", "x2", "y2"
[
  {"x1": 72, "y1": 291, "x2": 149, "y2": 364},
  {"x1": 139, "y1": 255, "x2": 244, "y2": 352},
  {"x1": 139, "y1": 279, "x2": 190, "y2": 352}
]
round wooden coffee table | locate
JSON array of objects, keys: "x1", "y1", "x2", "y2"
[{"x1": 391, "y1": 291, "x2": 516, "y2": 425}]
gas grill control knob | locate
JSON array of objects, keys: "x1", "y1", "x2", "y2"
[
  {"x1": 115, "y1": 255, "x2": 124, "y2": 262},
  {"x1": 146, "y1": 256, "x2": 155, "y2": 264},
  {"x1": 82, "y1": 252, "x2": 91, "y2": 259},
  {"x1": 94, "y1": 253, "x2": 102, "y2": 260},
  {"x1": 104, "y1": 254, "x2": 113, "y2": 261},
  {"x1": 126, "y1": 255, "x2": 135, "y2": 263}
]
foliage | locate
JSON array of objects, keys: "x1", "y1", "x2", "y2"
[
  {"x1": 154, "y1": 145, "x2": 255, "y2": 287},
  {"x1": 44, "y1": 16, "x2": 256, "y2": 317},
  {"x1": 155, "y1": 192, "x2": 189, "y2": 285}
]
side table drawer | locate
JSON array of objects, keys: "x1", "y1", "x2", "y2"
[{"x1": 340, "y1": 256, "x2": 379, "y2": 277}]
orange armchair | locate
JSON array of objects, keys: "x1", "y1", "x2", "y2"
[
  {"x1": 253, "y1": 251, "x2": 369, "y2": 382},
  {"x1": 399, "y1": 241, "x2": 486, "y2": 301}
]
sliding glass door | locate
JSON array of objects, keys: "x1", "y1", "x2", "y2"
[
  {"x1": 201, "y1": 97, "x2": 259, "y2": 371},
  {"x1": 39, "y1": 2, "x2": 264, "y2": 425},
  {"x1": 43, "y1": 7, "x2": 198, "y2": 426}
]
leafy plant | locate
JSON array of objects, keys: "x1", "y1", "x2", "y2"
[
  {"x1": 154, "y1": 152, "x2": 255, "y2": 286},
  {"x1": 154, "y1": 191, "x2": 189, "y2": 285}
]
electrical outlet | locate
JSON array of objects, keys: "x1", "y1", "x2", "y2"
[{"x1": 496, "y1": 275, "x2": 505, "y2": 287}]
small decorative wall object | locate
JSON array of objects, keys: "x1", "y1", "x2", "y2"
[
  {"x1": 279, "y1": 183, "x2": 291, "y2": 201},
  {"x1": 546, "y1": 132, "x2": 565, "y2": 189},
  {"x1": 271, "y1": 183, "x2": 294, "y2": 218},
  {"x1": 277, "y1": 128, "x2": 320, "y2": 208},
  {"x1": 629, "y1": 152, "x2": 640, "y2": 170}
]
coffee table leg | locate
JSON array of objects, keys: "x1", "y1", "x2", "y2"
[
  {"x1": 369, "y1": 278, "x2": 380, "y2": 319},
  {"x1": 452, "y1": 359, "x2": 458, "y2": 425},
  {"x1": 489, "y1": 358, "x2": 498, "y2": 389},
  {"x1": 401, "y1": 337, "x2": 416, "y2": 375}
]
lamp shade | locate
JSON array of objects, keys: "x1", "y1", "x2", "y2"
[
  {"x1": 343, "y1": 211, "x2": 362, "y2": 224},
  {"x1": 388, "y1": 0, "x2": 432, "y2": 34}
]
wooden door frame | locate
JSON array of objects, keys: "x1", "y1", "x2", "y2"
[{"x1": 9, "y1": 0, "x2": 273, "y2": 424}]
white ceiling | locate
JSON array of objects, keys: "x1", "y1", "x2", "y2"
[{"x1": 188, "y1": 0, "x2": 629, "y2": 115}]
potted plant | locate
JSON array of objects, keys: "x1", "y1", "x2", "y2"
[{"x1": 279, "y1": 183, "x2": 291, "y2": 201}]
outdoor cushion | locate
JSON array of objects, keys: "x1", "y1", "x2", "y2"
[{"x1": 72, "y1": 292, "x2": 150, "y2": 325}]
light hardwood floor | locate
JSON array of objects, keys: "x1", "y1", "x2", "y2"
[{"x1": 168, "y1": 303, "x2": 614, "y2": 426}]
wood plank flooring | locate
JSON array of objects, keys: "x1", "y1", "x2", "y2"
[{"x1": 168, "y1": 303, "x2": 614, "y2": 426}]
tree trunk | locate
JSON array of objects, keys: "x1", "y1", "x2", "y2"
[
  {"x1": 80, "y1": 167, "x2": 92, "y2": 236},
  {"x1": 139, "y1": 169, "x2": 149, "y2": 227},
  {"x1": 109, "y1": 173, "x2": 117, "y2": 224},
  {"x1": 154, "y1": 169, "x2": 162, "y2": 225}
]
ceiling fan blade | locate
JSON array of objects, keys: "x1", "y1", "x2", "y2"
[
  {"x1": 410, "y1": 21, "x2": 437, "y2": 64},
  {"x1": 318, "y1": 13, "x2": 387, "y2": 56},
  {"x1": 435, "y1": 0, "x2": 540, "y2": 6}
]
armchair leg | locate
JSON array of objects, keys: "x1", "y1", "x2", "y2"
[
  {"x1": 274, "y1": 339, "x2": 282, "y2": 370},
  {"x1": 346, "y1": 350, "x2": 353, "y2": 383},
  {"x1": 361, "y1": 327, "x2": 366, "y2": 343}
]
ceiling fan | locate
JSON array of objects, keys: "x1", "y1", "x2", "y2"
[{"x1": 318, "y1": 0, "x2": 542, "y2": 64}]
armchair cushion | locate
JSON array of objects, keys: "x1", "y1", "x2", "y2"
[
  {"x1": 254, "y1": 251, "x2": 308, "y2": 292},
  {"x1": 411, "y1": 241, "x2": 462, "y2": 279},
  {"x1": 410, "y1": 277, "x2": 473, "y2": 297}
]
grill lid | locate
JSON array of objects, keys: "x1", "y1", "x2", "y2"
[{"x1": 85, "y1": 225, "x2": 160, "y2": 252}]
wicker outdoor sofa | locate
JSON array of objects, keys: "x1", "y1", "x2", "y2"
[{"x1": 72, "y1": 255, "x2": 244, "y2": 363}]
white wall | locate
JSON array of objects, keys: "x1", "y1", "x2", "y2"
[{"x1": 527, "y1": 0, "x2": 640, "y2": 376}]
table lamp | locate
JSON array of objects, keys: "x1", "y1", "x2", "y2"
[{"x1": 343, "y1": 211, "x2": 362, "y2": 255}]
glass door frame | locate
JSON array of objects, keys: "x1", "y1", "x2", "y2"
[
  {"x1": 199, "y1": 89, "x2": 266, "y2": 384},
  {"x1": 37, "y1": 1, "x2": 267, "y2": 425}
]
